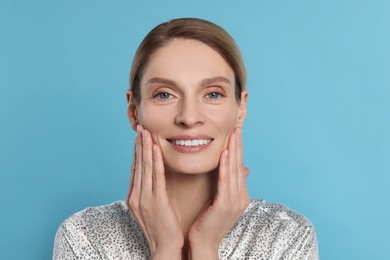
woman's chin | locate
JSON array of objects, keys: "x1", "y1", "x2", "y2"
[{"x1": 164, "y1": 162, "x2": 218, "y2": 176}]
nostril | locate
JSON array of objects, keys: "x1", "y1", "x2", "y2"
[{"x1": 174, "y1": 102, "x2": 205, "y2": 127}]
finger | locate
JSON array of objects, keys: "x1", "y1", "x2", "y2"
[
  {"x1": 138, "y1": 128, "x2": 154, "y2": 243},
  {"x1": 228, "y1": 130, "x2": 238, "y2": 192},
  {"x1": 236, "y1": 128, "x2": 244, "y2": 172},
  {"x1": 236, "y1": 128, "x2": 250, "y2": 207},
  {"x1": 129, "y1": 135, "x2": 139, "y2": 192},
  {"x1": 218, "y1": 149, "x2": 229, "y2": 195},
  {"x1": 152, "y1": 144, "x2": 166, "y2": 197},
  {"x1": 126, "y1": 140, "x2": 137, "y2": 205},
  {"x1": 236, "y1": 128, "x2": 245, "y2": 187},
  {"x1": 127, "y1": 127, "x2": 154, "y2": 245},
  {"x1": 128, "y1": 126, "x2": 147, "y2": 230},
  {"x1": 131, "y1": 125, "x2": 143, "y2": 200},
  {"x1": 141, "y1": 128, "x2": 153, "y2": 199}
]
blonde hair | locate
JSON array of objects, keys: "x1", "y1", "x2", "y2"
[{"x1": 129, "y1": 18, "x2": 246, "y2": 103}]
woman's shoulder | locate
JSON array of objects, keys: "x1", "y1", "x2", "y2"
[
  {"x1": 219, "y1": 199, "x2": 319, "y2": 259},
  {"x1": 244, "y1": 199, "x2": 314, "y2": 228},
  {"x1": 240, "y1": 199, "x2": 317, "y2": 242},
  {"x1": 58, "y1": 201, "x2": 132, "y2": 231},
  {"x1": 54, "y1": 201, "x2": 148, "y2": 259}
]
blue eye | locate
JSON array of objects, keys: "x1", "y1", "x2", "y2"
[
  {"x1": 156, "y1": 92, "x2": 171, "y2": 100},
  {"x1": 207, "y1": 92, "x2": 221, "y2": 99}
]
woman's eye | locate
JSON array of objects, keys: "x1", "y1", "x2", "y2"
[
  {"x1": 207, "y1": 92, "x2": 222, "y2": 99},
  {"x1": 155, "y1": 92, "x2": 171, "y2": 100}
]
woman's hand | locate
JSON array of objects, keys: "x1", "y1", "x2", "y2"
[
  {"x1": 126, "y1": 125, "x2": 184, "y2": 260},
  {"x1": 187, "y1": 127, "x2": 250, "y2": 259}
]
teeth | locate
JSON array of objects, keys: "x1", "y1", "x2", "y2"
[{"x1": 173, "y1": 139, "x2": 211, "y2": 146}]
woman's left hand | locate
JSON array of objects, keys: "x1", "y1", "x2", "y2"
[{"x1": 187, "y1": 127, "x2": 250, "y2": 259}]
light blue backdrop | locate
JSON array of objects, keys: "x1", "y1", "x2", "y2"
[{"x1": 1, "y1": 0, "x2": 389, "y2": 259}]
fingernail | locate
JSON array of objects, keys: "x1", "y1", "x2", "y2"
[{"x1": 137, "y1": 125, "x2": 140, "y2": 133}]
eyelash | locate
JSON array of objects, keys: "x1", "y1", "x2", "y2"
[{"x1": 152, "y1": 90, "x2": 225, "y2": 102}]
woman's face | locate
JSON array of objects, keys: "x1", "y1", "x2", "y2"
[{"x1": 128, "y1": 39, "x2": 247, "y2": 175}]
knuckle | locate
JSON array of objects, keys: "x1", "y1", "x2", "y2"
[
  {"x1": 142, "y1": 163, "x2": 152, "y2": 174},
  {"x1": 128, "y1": 197, "x2": 139, "y2": 212}
]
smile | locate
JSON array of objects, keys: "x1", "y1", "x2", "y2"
[
  {"x1": 171, "y1": 139, "x2": 212, "y2": 147},
  {"x1": 167, "y1": 135, "x2": 214, "y2": 153}
]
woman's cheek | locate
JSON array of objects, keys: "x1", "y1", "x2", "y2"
[
  {"x1": 220, "y1": 109, "x2": 239, "y2": 131},
  {"x1": 138, "y1": 109, "x2": 168, "y2": 145}
]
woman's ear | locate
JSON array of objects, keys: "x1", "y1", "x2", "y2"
[
  {"x1": 236, "y1": 90, "x2": 248, "y2": 128},
  {"x1": 126, "y1": 90, "x2": 138, "y2": 131}
]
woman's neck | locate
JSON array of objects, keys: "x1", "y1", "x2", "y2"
[{"x1": 164, "y1": 169, "x2": 218, "y2": 238}]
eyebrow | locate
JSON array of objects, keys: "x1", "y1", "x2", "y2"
[
  {"x1": 200, "y1": 76, "x2": 232, "y2": 86},
  {"x1": 146, "y1": 77, "x2": 178, "y2": 87},
  {"x1": 146, "y1": 76, "x2": 232, "y2": 87}
]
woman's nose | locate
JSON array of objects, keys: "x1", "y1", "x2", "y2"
[{"x1": 174, "y1": 100, "x2": 205, "y2": 128}]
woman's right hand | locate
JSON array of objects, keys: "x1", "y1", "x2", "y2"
[{"x1": 126, "y1": 125, "x2": 184, "y2": 260}]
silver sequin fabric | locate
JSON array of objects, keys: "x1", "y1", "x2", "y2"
[{"x1": 53, "y1": 200, "x2": 319, "y2": 259}]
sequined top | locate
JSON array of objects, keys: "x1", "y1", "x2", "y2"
[{"x1": 53, "y1": 200, "x2": 319, "y2": 259}]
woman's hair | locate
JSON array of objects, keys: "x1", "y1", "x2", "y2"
[{"x1": 129, "y1": 18, "x2": 246, "y2": 104}]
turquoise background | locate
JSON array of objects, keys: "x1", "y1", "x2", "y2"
[{"x1": 1, "y1": 0, "x2": 389, "y2": 259}]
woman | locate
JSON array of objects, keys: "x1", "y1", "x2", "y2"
[{"x1": 53, "y1": 18, "x2": 319, "y2": 260}]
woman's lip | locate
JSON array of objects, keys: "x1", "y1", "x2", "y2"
[
  {"x1": 167, "y1": 135, "x2": 213, "y2": 141},
  {"x1": 168, "y1": 139, "x2": 212, "y2": 153}
]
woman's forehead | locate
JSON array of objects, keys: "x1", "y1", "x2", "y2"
[{"x1": 141, "y1": 39, "x2": 235, "y2": 85}]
